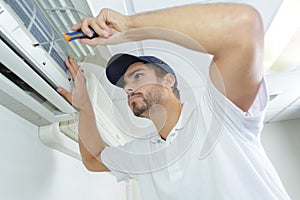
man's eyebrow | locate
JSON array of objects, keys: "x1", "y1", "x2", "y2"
[{"x1": 126, "y1": 68, "x2": 145, "y2": 79}]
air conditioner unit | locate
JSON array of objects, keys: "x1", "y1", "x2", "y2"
[
  {"x1": 1, "y1": 0, "x2": 77, "y2": 125},
  {"x1": 0, "y1": 0, "x2": 80, "y2": 159},
  {"x1": 0, "y1": 0, "x2": 130, "y2": 160},
  {"x1": 0, "y1": 0, "x2": 136, "y2": 193},
  {"x1": 0, "y1": 0, "x2": 110, "y2": 126}
]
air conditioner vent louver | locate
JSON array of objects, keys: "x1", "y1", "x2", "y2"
[
  {"x1": 4, "y1": 0, "x2": 68, "y2": 72},
  {"x1": 35, "y1": 0, "x2": 97, "y2": 60}
]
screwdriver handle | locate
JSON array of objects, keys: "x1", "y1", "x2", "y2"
[{"x1": 64, "y1": 29, "x2": 99, "y2": 42}]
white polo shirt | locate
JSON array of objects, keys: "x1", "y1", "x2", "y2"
[{"x1": 101, "y1": 78, "x2": 290, "y2": 200}]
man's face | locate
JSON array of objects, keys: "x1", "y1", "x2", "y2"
[{"x1": 123, "y1": 62, "x2": 167, "y2": 118}]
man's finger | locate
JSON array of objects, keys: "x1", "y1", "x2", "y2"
[
  {"x1": 57, "y1": 87, "x2": 73, "y2": 103},
  {"x1": 72, "y1": 23, "x2": 81, "y2": 31},
  {"x1": 96, "y1": 14, "x2": 112, "y2": 36},
  {"x1": 65, "y1": 59, "x2": 77, "y2": 80},
  {"x1": 81, "y1": 17, "x2": 93, "y2": 37},
  {"x1": 68, "y1": 56, "x2": 79, "y2": 71},
  {"x1": 90, "y1": 20, "x2": 109, "y2": 38},
  {"x1": 80, "y1": 38, "x2": 104, "y2": 46}
]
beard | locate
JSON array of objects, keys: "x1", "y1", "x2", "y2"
[
  {"x1": 129, "y1": 86, "x2": 164, "y2": 117},
  {"x1": 131, "y1": 97, "x2": 150, "y2": 117}
]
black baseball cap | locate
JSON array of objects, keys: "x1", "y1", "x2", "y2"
[{"x1": 106, "y1": 53, "x2": 177, "y2": 88}]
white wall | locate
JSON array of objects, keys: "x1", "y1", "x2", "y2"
[
  {"x1": 0, "y1": 106, "x2": 126, "y2": 200},
  {"x1": 262, "y1": 119, "x2": 300, "y2": 200}
]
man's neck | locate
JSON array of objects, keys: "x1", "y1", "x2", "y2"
[{"x1": 149, "y1": 98, "x2": 182, "y2": 140}]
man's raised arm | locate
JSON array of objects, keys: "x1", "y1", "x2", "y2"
[{"x1": 75, "y1": 3, "x2": 264, "y2": 111}]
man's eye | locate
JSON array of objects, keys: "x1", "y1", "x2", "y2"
[{"x1": 135, "y1": 73, "x2": 143, "y2": 79}]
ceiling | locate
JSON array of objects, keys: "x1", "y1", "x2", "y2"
[{"x1": 83, "y1": 0, "x2": 300, "y2": 124}]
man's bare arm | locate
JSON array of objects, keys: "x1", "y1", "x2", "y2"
[
  {"x1": 57, "y1": 57, "x2": 109, "y2": 172},
  {"x1": 76, "y1": 3, "x2": 264, "y2": 111},
  {"x1": 78, "y1": 104, "x2": 109, "y2": 172}
]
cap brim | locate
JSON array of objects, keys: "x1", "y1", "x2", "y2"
[{"x1": 106, "y1": 53, "x2": 145, "y2": 87}]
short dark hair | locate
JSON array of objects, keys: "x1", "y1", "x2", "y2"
[{"x1": 145, "y1": 63, "x2": 181, "y2": 100}]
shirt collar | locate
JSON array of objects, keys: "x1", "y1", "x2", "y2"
[{"x1": 149, "y1": 101, "x2": 197, "y2": 144}]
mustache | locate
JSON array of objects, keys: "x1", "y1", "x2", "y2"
[{"x1": 127, "y1": 92, "x2": 143, "y2": 100}]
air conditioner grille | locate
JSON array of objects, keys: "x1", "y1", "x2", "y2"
[
  {"x1": 35, "y1": 0, "x2": 98, "y2": 59},
  {"x1": 4, "y1": 0, "x2": 68, "y2": 72},
  {"x1": 50, "y1": 50, "x2": 66, "y2": 71},
  {"x1": 30, "y1": 25, "x2": 51, "y2": 51}
]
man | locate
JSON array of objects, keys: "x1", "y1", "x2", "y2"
[{"x1": 57, "y1": 3, "x2": 290, "y2": 200}]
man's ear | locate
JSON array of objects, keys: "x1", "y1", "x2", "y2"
[{"x1": 163, "y1": 73, "x2": 176, "y2": 88}]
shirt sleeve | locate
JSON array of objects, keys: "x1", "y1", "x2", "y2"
[
  {"x1": 101, "y1": 145, "x2": 133, "y2": 182},
  {"x1": 100, "y1": 139, "x2": 149, "y2": 182},
  {"x1": 202, "y1": 76, "x2": 268, "y2": 139}
]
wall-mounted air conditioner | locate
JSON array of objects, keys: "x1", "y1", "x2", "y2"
[
  {"x1": 0, "y1": 0, "x2": 131, "y2": 160},
  {"x1": 0, "y1": 0, "x2": 77, "y2": 125}
]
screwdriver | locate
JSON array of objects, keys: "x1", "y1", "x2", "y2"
[{"x1": 32, "y1": 28, "x2": 99, "y2": 47}]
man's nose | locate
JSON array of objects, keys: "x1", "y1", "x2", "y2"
[{"x1": 124, "y1": 83, "x2": 134, "y2": 95}]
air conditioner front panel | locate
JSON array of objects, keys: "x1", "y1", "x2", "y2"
[
  {"x1": 0, "y1": 72, "x2": 72, "y2": 126},
  {"x1": 0, "y1": 0, "x2": 71, "y2": 91},
  {"x1": 0, "y1": 38, "x2": 76, "y2": 114}
]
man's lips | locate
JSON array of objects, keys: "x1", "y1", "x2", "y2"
[{"x1": 128, "y1": 94, "x2": 142, "y2": 105}]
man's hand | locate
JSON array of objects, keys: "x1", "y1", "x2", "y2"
[
  {"x1": 57, "y1": 56, "x2": 91, "y2": 111},
  {"x1": 71, "y1": 8, "x2": 128, "y2": 46}
]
